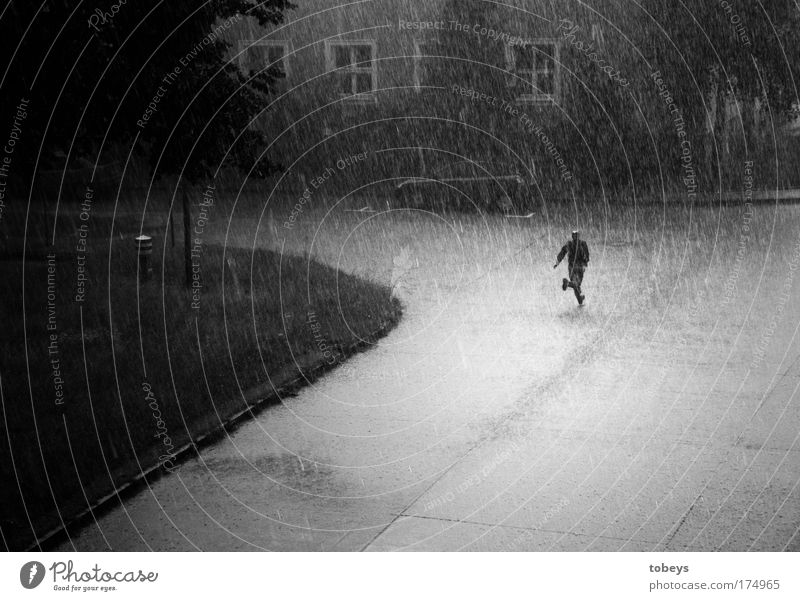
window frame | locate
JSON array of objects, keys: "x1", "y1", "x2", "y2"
[
  {"x1": 325, "y1": 39, "x2": 378, "y2": 103},
  {"x1": 505, "y1": 39, "x2": 560, "y2": 104},
  {"x1": 238, "y1": 39, "x2": 292, "y2": 80}
]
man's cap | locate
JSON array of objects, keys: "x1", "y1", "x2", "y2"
[{"x1": 572, "y1": 230, "x2": 579, "y2": 235}]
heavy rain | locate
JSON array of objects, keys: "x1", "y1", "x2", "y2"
[{"x1": 1, "y1": 0, "x2": 799, "y2": 566}]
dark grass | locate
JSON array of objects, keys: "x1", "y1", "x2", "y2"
[{"x1": 0, "y1": 239, "x2": 400, "y2": 550}]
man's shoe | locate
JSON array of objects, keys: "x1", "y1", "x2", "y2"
[
  {"x1": 578, "y1": 294, "x2": 585, "y2": 305},
  {"x1": 562, "y1": 278, "x2": 569, "y2": 291}
]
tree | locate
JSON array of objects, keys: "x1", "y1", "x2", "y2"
[
  {"x1": 0, "y1": 1, "x2": 293, "y2": 278},
  {"x1": 1, "y1": 1, "x2": 292, "y2": 172},
  {"x1": 636, "y1": 0, "x2": 800, "y2": 185},
  {"x1": 420, "y1": 0, "x2": 800, "y2": 196}
]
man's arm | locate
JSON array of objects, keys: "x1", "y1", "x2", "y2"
[
  {"x1": 583, "y1": 241, "x2": 589, "y2": 263},
  {"x1": 554, "y1": 244, "x2": 567, "y2": 268}
]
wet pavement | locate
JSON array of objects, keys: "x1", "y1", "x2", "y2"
[{"x1": 60, "y1": 203, "x2": 800, "y2": 551}]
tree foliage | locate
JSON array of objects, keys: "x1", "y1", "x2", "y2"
[
  {"x1": 422, "y1": 0, "x2": 800, "y2": 192},
  {"x1": 0, "y1": 0, "x2": 294, "y2": 187},
  {"x1": 635, "y1": 0, "x2": 800, "y2": 180}
]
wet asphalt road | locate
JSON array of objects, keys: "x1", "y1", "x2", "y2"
[{"x1": 59, "y1": 203, "x2": 800, "y2": 551}]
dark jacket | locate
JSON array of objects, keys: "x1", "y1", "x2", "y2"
[{"x1": 557, "y1": 239, "x2": 590, "y2": 268}]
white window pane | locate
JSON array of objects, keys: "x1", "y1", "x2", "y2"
[
  {"x1": 355, "y1": 72, "x2": 373, "y2": 93},
  {"x1": 354, "y1": 45, "x2": 372, "y2": 67},
  {"x1": 538, "y1": 71, "x2": 555, "y2": 95},
  {"x1": 536, "y1": 53, "x2": 555, "y2": 72},
  {"x1": 267, "y1": 46, "x2": 285, "y2": 65},
  {"x1": 515, "y1": 46, "x2": 534, "y2": 71},
  {"x1": 243, "y1": 45, "x2": 268, "y2": 71},
  {"x1": 334, "y1": 46, "x2": 350, "y2": 68},
  {"x1": 335, "y1": 72, "x2": 351, "y2": 94}
]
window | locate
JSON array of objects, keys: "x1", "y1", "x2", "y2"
[
  {"x1": 414, "y1": 40, "x2": 435, "y2": 91},
  {"x1": 326, "y1": 40, "x2": 377, "y2": 101},
  {"x1": 239, "y1": 40, "x2": 291, "y2": 81},
  {"x1": 506, "y1": 41, "x2": 559, "y2": 103}
]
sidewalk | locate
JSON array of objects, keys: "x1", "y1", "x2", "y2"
[{"x1": 58, "y1": 205, "x2": 800, "y2": 551}]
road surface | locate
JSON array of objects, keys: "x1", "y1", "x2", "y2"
[{"x1": 59, "y1": 202, "x2": 800, "y2": 551}]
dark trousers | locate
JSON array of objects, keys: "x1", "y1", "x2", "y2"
[{"x1": 567, "y1": 266, "x2": 585, "y2": 299}]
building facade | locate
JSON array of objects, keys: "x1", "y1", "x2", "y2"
[{"x1": 223, "y1": 1, "x2": 796, "y2": 202}]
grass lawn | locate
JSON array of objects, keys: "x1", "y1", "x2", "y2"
[{"x1": 0, "y1": 235, "x2": 400, "y2": 550}]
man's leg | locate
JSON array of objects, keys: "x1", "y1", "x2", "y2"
[
  {"x1": 570, "y1": 267, "x2": 584, "y2": 301},
  {"x1": 565, "y1": 267, "x2": 577, "y2": 290}
]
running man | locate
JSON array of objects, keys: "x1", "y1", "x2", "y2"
[{"x1": 554, "y1": 230, "x2": 590, "y2": 305}]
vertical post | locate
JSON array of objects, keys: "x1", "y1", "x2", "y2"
[
  {"x1": 182, "y1": 186, "x2": 192, "y2": 288},
  {"x1": 135, "y1": 235, "x2": 153, "y2": 282}
]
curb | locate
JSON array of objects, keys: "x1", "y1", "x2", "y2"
[{"x1": 26, "y1": 307, "x2": 401, "y2": 552}]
